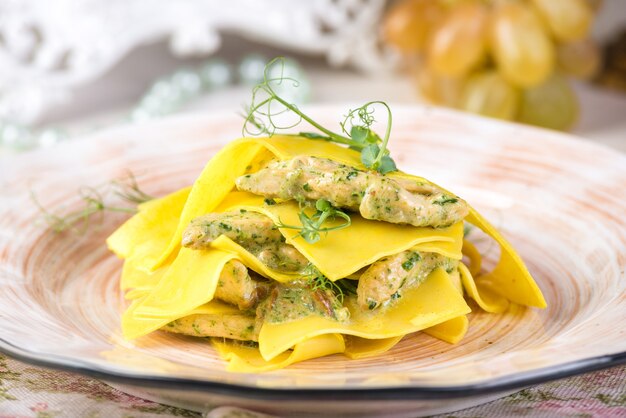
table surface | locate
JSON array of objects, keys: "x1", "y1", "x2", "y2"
[{"x1": 2, "y1": 43, "x2": 626, "y2": 417}]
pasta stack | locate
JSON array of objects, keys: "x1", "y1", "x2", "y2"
[{"x1": 108, "y1": 135, "x2": 546, "y2": 372}]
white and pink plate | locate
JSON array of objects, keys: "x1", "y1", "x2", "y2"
[{"x1": 0, "y1": 106, "x2": 624, "y2": 417}]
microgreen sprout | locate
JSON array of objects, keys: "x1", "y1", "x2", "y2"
[
  {"x1": 32, "y1": 171, "x2": 153, "y2": 234},
  {"x1": 275, "y1": 199, "x2": 351, "y2": 244},
  {"x1": 303, "y1": 263, "x2": 358, "y2": 303},
  {"x1": 243, "y1": 57, "x2": 397, "y2": 174},
  {"x1": 304, "y1": 263, "x2": 345, "y2": 300},
  {"x1": 111, "y1": 172, "x2": 153, "y2": 204}
]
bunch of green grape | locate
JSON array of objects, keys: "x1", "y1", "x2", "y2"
[{"x1": 383, "y1": 0, "x2": 602, "y2": 130}]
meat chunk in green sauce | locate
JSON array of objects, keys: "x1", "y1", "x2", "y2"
[
  {"x1": 236, "y1": 156, "x2": 469, "y2": 228},
  {"x1": 182, "y1": 211, "x2": 282, "y2": 250},
  {"x1": 258, "y1": 280, "x2": 350, "y2": 325},
  {"x1": 182, "y1": 210, "x2": 309, "y2": 273},
  {"x1": 216, "y1": 260, "x2": 270, "y2": 310},
  {"x1": 357, "y1": 251, "x2": 458, "y2": 310},
  {"x1": 164, "y1": 312, "x2": 258, "y2": 341}
]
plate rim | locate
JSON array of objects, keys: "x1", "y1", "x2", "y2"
[{"x1": 0, "y1": 338, "x2": 625, "y2": 400}]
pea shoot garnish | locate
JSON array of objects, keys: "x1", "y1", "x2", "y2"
[
  {"x1": 32, "y1": 172, "x2": 152, "y2": 233},
  {"x1": 304, "y1": 263, "x2": 345, "y2": 300},
  {"x1": 243, "y1": 57, "x2": 398, "y2": 175},
  {"x1": 275, "y1": 199, "x2": 351, "y2": 244},
  {"x1": 303, "y1": 263, "x2": 357, "y2": 303}
]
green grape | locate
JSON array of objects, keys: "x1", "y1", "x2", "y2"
[
  {"x1": 460, "y1": 70, "x2": 520, "y2": 120},
  {"x1": 416, "y1": 68, "x2": 464, "y2": 107},
  {"x1": 427, "y1": 1, "x2": 488, "y2": 77},
  {"x1": 490, "y1": 2, "x2": 555, "y2": 88},
  {"x1": 518, "y1": 74, "x2": 578, "y2": 131},
  {"x1": 531, "y1": 0, "x2": 592, "y2": 42},
  {"x1": 383, "y1": 0, "x2": 445, "y2": 53},
  {"x1": 557, "y1": 38, "x2": 601, "y2": 79}
]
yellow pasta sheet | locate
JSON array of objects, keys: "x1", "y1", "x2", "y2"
[
  {"x1": 422, "y1": 315, "x2": 469, "y2": 344},
  {"x1": 258, "y1": 267, "x2": 471, "y2": 360},
  {"x1": 212, "y1": 192, "x2": 464, "y2": 281},
  {"x1": 108, "y1": 187, "x2": 192, "y2": 302},
  {"x1": 212, "y1": 334, "x2": 345, "y2": 373},
  {"x1": 121, "y1": 247, "x2": 237, "y2": 339},
  {"x1": 459, "y1": 263, "x2": 510, "y2": 313},
  {"x1": 107, "y1": 186, "x2": 191, "y2": 265},
  {"x1": 213, "y1": 269, "x2": 469, "y2": 369},
  {"x1": 343, "y1": 335, "x2": 405, "y2": 360},
  {"x1": 465, "y1": 210, "x2": 546, "y2": 308},
  {"x1": 462, "y1": 239, "x2": 482, "y2": 277},
  {"x1": 120, "y1": 260, "x2": 167, "y2": 298}
]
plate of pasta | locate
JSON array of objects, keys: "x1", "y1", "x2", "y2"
[{"x1": 1, "y1": 65, "x2": 625, "y2": 417}]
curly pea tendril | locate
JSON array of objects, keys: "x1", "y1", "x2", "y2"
[{"x1": 243, "y1": 57, "x2": 398, "y2": 175}]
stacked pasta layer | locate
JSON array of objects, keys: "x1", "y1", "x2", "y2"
[{"x1": 107, "y1": 136, "x2": 546, "y2": 372}]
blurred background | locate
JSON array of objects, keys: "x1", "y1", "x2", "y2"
[{"x1": 0, "y1": 0, "x2": 624, "y2": 155}]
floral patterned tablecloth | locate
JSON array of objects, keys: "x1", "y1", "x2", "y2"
[{"x1": 0, "y1": 354, "x2": 624, "y2": 418}]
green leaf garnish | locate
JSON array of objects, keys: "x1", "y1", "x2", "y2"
[
  {"x1": 243, "y1": 57, "x2": 397, "y2": 175},
  {"x1": 378, "y1": 155, "x2": 397, "y2": 174},
  {"x1": 360, "y1": 143, "x2": 379, "y2": 167},
  {"x1": 276, "y1": 199, "x2": 351, "y2": 244},
  {"x1": 350, "y1": 125, "x2": 368, "y2": 143}
]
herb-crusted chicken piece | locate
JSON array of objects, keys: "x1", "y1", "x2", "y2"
[
  {"x1": 235, "y1": 156, "x2": 469, "y2": 228},
  {"x1": 216, "y1": 260, "x2": 270, "y2": 310},
  {"x1": 164, "y1": 311, "x2": 258, "y2": 341},
  {"x1": 182, "y1": 210, "x2": 309, "y2": 272},
  {"x1": 182, "y1": 211, "x2": 282, "y2": 250},
  {"x1": 357, "y1": 251, "x2": 458, "y2": 310},
  {"x1": 256, "y1": 245, "x2": 309, "y2": 272},
  {"x1": 257, "y1": 280, "x2": 350, "y2": 324}
]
